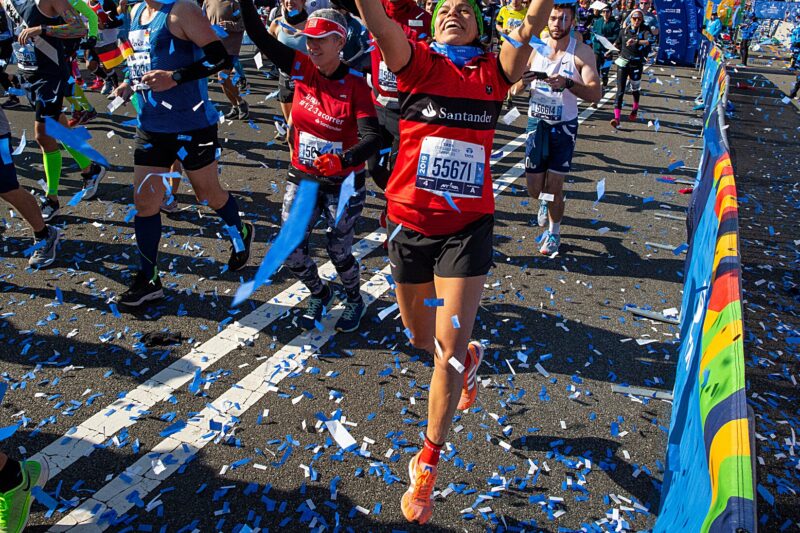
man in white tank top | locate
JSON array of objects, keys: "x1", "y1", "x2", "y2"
[{"x1": 521, "y1": 2, "x2": 600, "y2": 256}]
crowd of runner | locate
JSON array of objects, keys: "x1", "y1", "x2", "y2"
[{"x1": 0, "y1": 0, "x2": 791, "y2": 529}]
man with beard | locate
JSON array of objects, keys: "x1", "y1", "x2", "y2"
[{"x1": 523, "y1": 1, "x2": 601, "y2": 256}]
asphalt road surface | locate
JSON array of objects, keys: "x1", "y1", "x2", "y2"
[
  {"x1": 724, "y1": 49, "x2": 800, "y2": 532},
  {"x1": 1, "y1": 54, "x2": 707, "y2": 532}
]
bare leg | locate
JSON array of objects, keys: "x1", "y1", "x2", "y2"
[
  {"x1": 0, "y1": 188, "x2": 46, "y2": 233},
  {"x1": 425, "y1": 275, "x2": 486, "y2": 444}
]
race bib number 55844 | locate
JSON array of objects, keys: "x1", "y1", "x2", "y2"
[{"x1": 416, "y1": 136, "x2": 485, "y2": 198}]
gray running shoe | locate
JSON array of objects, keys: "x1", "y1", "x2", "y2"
[{"x1": 28, "y1": 226, "x2": 61, "y2": 269}]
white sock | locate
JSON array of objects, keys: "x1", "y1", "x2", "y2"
[{"x1": 549, "y1": 221, "x2": 561, "y2": 235}]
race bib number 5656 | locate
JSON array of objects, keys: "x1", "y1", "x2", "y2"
[{"x1": 416, "y1": 136, "x2": 485, "y2": 198}]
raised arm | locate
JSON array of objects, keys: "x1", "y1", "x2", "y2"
[
  {"x1": 241, "y1": 0, "x2": 295, "y2": 72},
  {"x1": 354, "y1": 0, "x2": 410, "y2": 72},
  {"x1": 498, "y1": 0, "x2": 552, "y2": 83}
]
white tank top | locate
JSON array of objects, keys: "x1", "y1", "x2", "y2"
[{"x1": 528, "y1": 37, "x2": 583, "y2": 124}]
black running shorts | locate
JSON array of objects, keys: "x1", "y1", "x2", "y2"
[
  {"x1": 134, "y1": 124, "x2": 220, "y2": 171},
  {"x1": 387, "y1": 214, "x2": 495, "y2": 284}
]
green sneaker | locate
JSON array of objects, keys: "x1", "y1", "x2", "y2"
[{"x1": 0, "y1": 459, "x2": 49, "y2": 533}]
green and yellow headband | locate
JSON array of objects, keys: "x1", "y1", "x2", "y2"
[{"x1": 430, "y1": 0, "x2": 486, "y2": 38}]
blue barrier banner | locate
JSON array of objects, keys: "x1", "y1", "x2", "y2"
[
  {"x1": 753, "y1": 0, "x2": 800, "y2": 19},
  {"x1": 655, "y1": 41, "x2": 756, "y2": 533},
  {"x1": 656, "y1": 0, "x2": 703, "y2": 65}
]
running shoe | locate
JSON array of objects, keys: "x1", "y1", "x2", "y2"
[
  {"x1": 87, "y1": 77, "x2": 104, "y2": 91},
  {"x1": 118, "y1": 271, "x2": 164, "y2": 307},
  {"x1": 0, "y1": 459, "x2": 49, "y2": 533},
  {"x1": 400, "y1": 451, "x2": 437, "y2": 524},
  {"x1": 457, "y1": 341, "x2": 484, "y2": 410},
  {"x1": 1, "y1": 95, "x2": 20, "y2": 109},
  {"x1": 160, "y1": 196, "x2": 179, "y2": 213},
  {"x1": 224, "y1": 106, "x2": 240, "y2": 120},
  {"x1": 537, "y1": 200, "x2": 549, "y2": 227},
  {"x1": 539, "y1": 232, "x2": 561, "y2": 256},
  {"x1": 40, "y1": 197, "x2": 60, "y2": 222},
  {"x1": 28, "y1": 226, "x2": 61, "y2": 269},
  {"x1": 236, "y1": 78, "x2": 249, "y2": 91},
  {"x1": 628, "y1": 109, "x2": 638, "y2": 121},
  {"x1": 238, "y1": 101, "x2": 250, "y2": 120},
  {"x1": 77, "y1": 109, "x2": 97, "y2": 126},
  {"x1": 100, "y1": 80, "x2": 113, "y2": 95},
  {"x1": 610, "y1": 118, "x2": 619, "y2": 129},
  {"x1": 80, "y1": 163, "x2": 106, "y2": 201},
  {"x1": 335, "y1": 296, "x2": 366, "y2": 332},
  {"x1": 67, "y1": 110, "x2": 84, "y2": 128},
  {"x1": 302, "y1": 284, "x2": 335, "y2": 329},
  {"x1": 228, "y1": 222, "x2": 254, "y2": 271}
]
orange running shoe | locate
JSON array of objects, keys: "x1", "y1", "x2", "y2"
[
  {"x1": 400, "y1": 451, "x2": 437, "y2": 524},
  {"x1": 457, "y1": 341, "x2": 484, "y2": 410}
]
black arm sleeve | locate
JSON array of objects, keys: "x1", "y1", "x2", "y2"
[
  {"x1": 240, "y1": 0, "x2": 296, "y2": 73},
  {"x1": 341, "y1": 117, "x2": 382, "y2": 168},
  {"x1": 103, "y1": 0, "x2": 124, "y2": 29},
  {"x1": 173, "y1": 39, "x2": 232, "y2": 84}
]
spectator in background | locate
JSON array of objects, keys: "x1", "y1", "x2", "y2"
[
  {"x1": 592, "y1": 4, "x2": 619, "y2": 86},
  {"x1": 738, "y1": 14, "x2": 758, "y2": 65},
  {"x1": 706, "y1": 11, "x2": 723, "y2": 42},
  {"x1": 204, "y1": 0, "x2": 250, "y2": 119},
  {"x1": 496, "y1": 0, "x2": 527, "y2": 36},
  {"x1": 618, "y1": 0, "x2": 635, "y2": 26},
  {"x1": 575, "y1": 0, "x2": 594, "y2": 42}
]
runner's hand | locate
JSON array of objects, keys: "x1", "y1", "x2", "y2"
[
  {"x1": 545, "y1": 74, "x2": 568, "y2": 90},
  {"x1": 18, "y1": 26, "x2": 41, "y2": 45},
  {"x1": 313, "y1": 153, "x2": 344, "y2": 177},
  {"x1": 141, "y1": 70, "x2": 177, "y2": 92},
  {"x1": 112, "y1": 82, "x2": 134, "y2": 102}
]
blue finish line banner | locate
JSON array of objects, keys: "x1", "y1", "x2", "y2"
[{"x1": 655, "y1": 0, "x2": 703, "y2": 65}]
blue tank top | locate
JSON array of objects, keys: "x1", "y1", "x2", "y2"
[{"x1": 128, "y1": 1, "x2": 218, "y2": 133}]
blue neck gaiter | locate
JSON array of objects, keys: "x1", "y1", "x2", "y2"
[{"x1": 430, "y1": 42, "x2": 484, "y2": 68}]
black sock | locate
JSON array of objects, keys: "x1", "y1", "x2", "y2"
[
  {"x1": 0, "y1": 458, "x2": 23, "y2": 492},
  {"x1": 345, "y1": 288, "x2": 362, "y2": 302},
  {"x1": 312, "y1": 284, "x2": 330, "y2": 299},
  {"x1": 80, "y1": 163, "x2": 98, "y2": 179},
  {"x1": 34, "y1": 226, "x2": 49, "y2": 240},
  {"x1": 134, "y1": 213, "x2": 162, "y2": 279},
  {"x1": 214, "y1": 194, "x2": 243, "y2": 236}
]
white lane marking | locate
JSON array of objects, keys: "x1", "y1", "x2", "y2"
[
  {"x1": 51, "y1": 151, "x2": 537, "y2": 531},
  {"x1": 30, "y1": 133, "x2": 528, "y2": 482}
]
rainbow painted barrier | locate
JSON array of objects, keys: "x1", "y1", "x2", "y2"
[{"x1": 654, "y1": 40, "x2": 757, "y2": 533}]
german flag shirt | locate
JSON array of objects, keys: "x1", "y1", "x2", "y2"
[{"x1": 387, "y1": 40, "x2": 512, "y2": 236}]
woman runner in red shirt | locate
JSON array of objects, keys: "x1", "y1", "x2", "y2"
[
  {"x1": 241, "y1": 2, "x2": 382, "y2": 332},
  {"x1": 352, "y1": 0, "x2": 552, "y2": 523}
]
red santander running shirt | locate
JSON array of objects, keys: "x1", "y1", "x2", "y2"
[
  {"x1": 370, "y1": 0, "x2": 431, "y2": 108},
  {"x1": 387, "y1": 40, "x2": 512, "y2": 236},
  {"x1": 289, "y1": 53, "x2": 376, "y2": 177}
]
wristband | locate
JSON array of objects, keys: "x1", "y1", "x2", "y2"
[
  {"x1": 40, "y1": 25, "x2": 48, "y2": 36},
  {"x1": 565, "y1": 78, "x2": 574, "y2": 89}
]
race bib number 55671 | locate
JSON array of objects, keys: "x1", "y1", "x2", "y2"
[{"x1": 416, "y1": 136, "x2": 485, "y2": 198}]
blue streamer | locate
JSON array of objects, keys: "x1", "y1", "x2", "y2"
[
  {"x1": 44, "y1": 117, "x2": 109, "y2": 167},
  {"x1": 67, "y1": 188, "x2": 87, "y2": 206},
  {"x1": 334, "y1": 172, "x2": 355, "y2": 225},
  {"x1": 0, "y1": 383, "x2": 6, "y2": 404},
  {"x1": 442, "y1": 191, "x2": 461, "y2": 213},
  {"x1": 0, "y1": 136, "x2": 12, "y2": 165},
  {"x1": 233, "y1": 180, "x2": 320, "y2": 306},
  {"x1": 0, "y1": 423, "x2": 20, "y2": 442},
  {"x1": 500, "y1": 32, "x2": 523, "y2": 48},
  {"x1": 211, "y1": 24, "x2": 229, "y2": 38}
]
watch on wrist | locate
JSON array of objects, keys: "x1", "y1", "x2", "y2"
[
  {"x1": 171, "y1": 70, "x2": 182, "y2": 84},
  {"x1": 40, "y1": 25, "x2": 48, "y2": 36},
  {"x1": 565, "y1": 78, "x2": 575, "y2": 89}
]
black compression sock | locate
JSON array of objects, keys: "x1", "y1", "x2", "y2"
[
  {"x1": 34, "y1": 226, "x2": 50, "y2": 240},
  {"x1": 0, "y1": 458, "x2": 23, "y2": 492}
]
